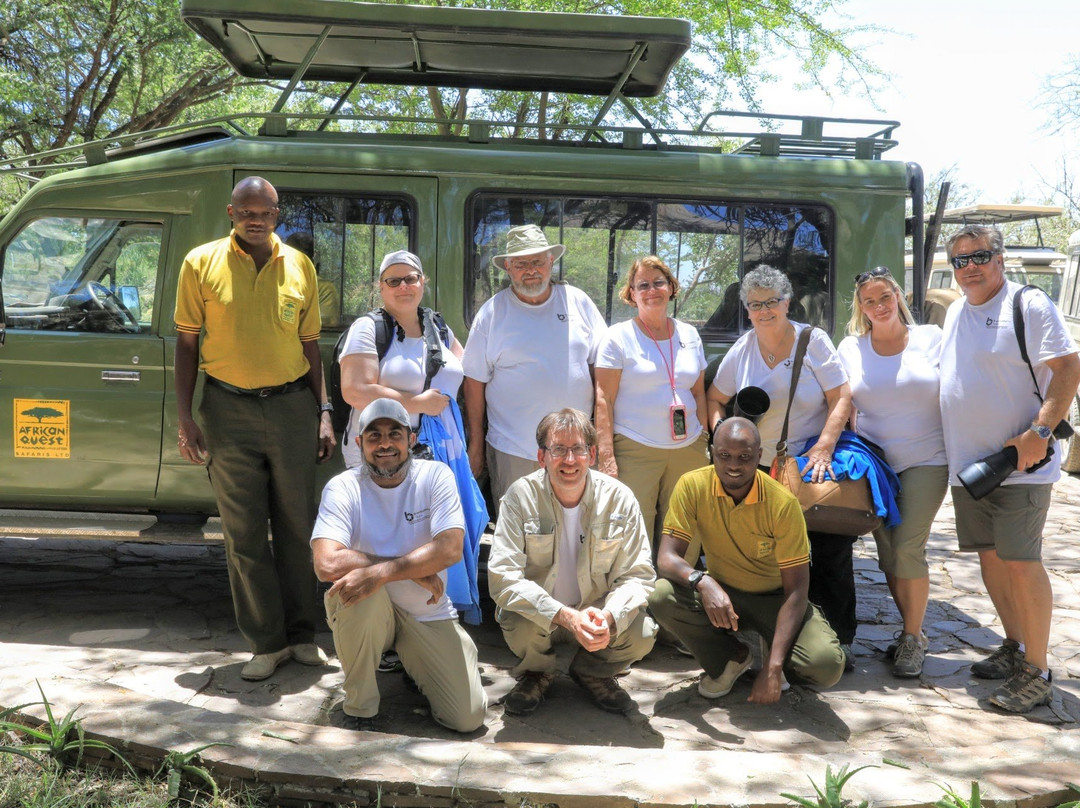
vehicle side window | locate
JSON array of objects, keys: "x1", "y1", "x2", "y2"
[
  {"x1": 1068, "y1": 256, "x2": 1080, "y2": 318},
  {"x1": 1, "y1": 217, "x2": 162, "y2": 334},
  {"x1": 275, "y1": 193, "x2": 413, "y2": 330},
  {"x1": 467, "y1": 193, "x2": 834, "y2": 336}
]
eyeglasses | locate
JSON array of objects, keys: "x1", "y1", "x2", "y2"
[
  {"x1": 745, "y1": 297, "x2": 785, "y2": 312},
  {"x1": 950, "y1": 250, "x2": 998, "y2": 269},
  {"x1": 382, "y1": 274, "x2": 423, "y2": 288},
  {"x1": 506, "y1": 256, "x2": 550, "y2": 272},
  {"x1": 233, "y1": 208, "x2": 279, "y2": 221},
  {"x1": 633, "y1": 279, "x2": 671, "y2": 293},
  {"x1": 855, "y1": 266, "x2": 891, "y2": 285},
  {"x1": 543, "y1": 444, "x2": 590, "y2": 459}
]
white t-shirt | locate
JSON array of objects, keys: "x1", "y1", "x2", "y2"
[
  {"x1": 595, "y1": 318, "x2": 706, "y2": 448},
  {"x1": 551, "y1": 504, "x2": 583, "y2": 608},
  {"x1": 339, "y1": 313, "x2": 463, "y2": 468},
  {"x1": 462, "y1": 284, "x2": 606, "y2": 459},
  {"x1": 940, "y1": 281, "x2": 1077, "y2": 486},
  {"x1": 311, "y1": 460, "x2": 465, "y2": 621},
  {"x1": 838, "y1": 325, "x2": 947, "y2": 473},
  {"x1": 712, "y1": 323, "x2": 848, "y2": 466}
]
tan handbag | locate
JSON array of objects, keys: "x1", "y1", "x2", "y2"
[{"x1": 769, "y1": 327, "x2": 881, "y2": 536}]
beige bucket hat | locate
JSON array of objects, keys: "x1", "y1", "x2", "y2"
[{"x1": 491, "y1": 224, "x2": 566, "y2": 270}]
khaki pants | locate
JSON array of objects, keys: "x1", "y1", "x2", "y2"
[
  {"x1": 325, "y1": 590, "x2": 487, "y2": 732},
  {"x1": 648, "y1": 578, "x2": 844, "y2": 688},
  {"x1": 614, "y1": 432, "x2": 710, "y2": 555},
  {"x1": 496, "y1": 607, "x2": 656, "y2": 679},
  {"x1": 201, "y1": 383, "x2": 319, "y2": 654},
  {"x1": 486, "y1": 443, "x2": 540, "y2": 512}
]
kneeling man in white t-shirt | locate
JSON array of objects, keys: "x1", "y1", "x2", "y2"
[{"x1": 311, "y1": 398, "x2": 487, "y2": 733}]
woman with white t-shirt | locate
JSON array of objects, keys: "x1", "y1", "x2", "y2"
[
  {"x1": 838, "y1": 266, "x2": 948, "y2": 678},
  {"x1": 706, "y1": 265, "x2": 857, "y2": 665},
  {"x1": 595, "y1": 255, "x2": 709, "y2": 552},
  {"x1": 338, "y1": 250, "x2": 464, "y2": 469}
]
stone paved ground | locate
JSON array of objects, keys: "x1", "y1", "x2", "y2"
[{"x1": 2, "y1": 478, "x2": 1080, "y2": 806}]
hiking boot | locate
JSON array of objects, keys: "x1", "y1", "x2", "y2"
[
  {"x1": 378, "y1": 650, "x2": 403, "y2": 673},
  {"x1": 570, "y1": 669, "x2": 634, "y2": 714},
  {"x1": 972, "y1": 639, "x2": 1024, "y2": 680},
  {"x1": 891, "y1": 632, "x2": 927, "y2": 678},
  {"x1": 698, "y1": 646, "x2": 753, "y2": 699},
  {"x1": 290, "y1": 643, "x2": 328, "y2": 666},
  {"x1": 988, "y1": 661, "x2": 1052, "y2": 713},
  {"x1": 343, "y1": 714, "x2": 378, "y2": 732},
  {"x1": 503, "y1": 671, "x2": 556, "y2": 716}
]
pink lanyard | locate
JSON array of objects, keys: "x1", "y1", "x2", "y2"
[{"x1": 638, "y1": 317, "x2": 678, "y2": 403}]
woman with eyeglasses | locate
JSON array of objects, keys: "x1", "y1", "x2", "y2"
[
  {"x1": 837, "y1": 266, "x2": 947, "y2": 678},
  {"x1": 338, "y1": 249, "x2": 464, "y2": 469},
  {"x1": 594, "y1": 256, "x2": 709, "y2": 552},
  {"x1": 706, "y1": 265, "x2": 858, "y2": 666}
]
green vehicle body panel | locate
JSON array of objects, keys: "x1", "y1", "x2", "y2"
[{"x1": 0, "y1": 130, "x2": 910, "y2": 515}]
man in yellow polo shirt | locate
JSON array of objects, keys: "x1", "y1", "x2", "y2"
[
  {"x1": 649, "y1": 418, "x2": 844, "y2": 703},
  {"x1": 175, "y1": 176, "x2": 336, "y2": 681}
]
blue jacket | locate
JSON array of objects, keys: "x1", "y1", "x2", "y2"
[{"x1": 796, "y1": 430, "x2": 901, "y2": 528}]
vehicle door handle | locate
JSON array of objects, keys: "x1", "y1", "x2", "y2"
[{"x1": 102, "y1": 370, "x2": 141, "y2": 382}]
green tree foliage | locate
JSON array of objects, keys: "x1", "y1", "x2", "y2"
[{"x1": 1, "y1": 0, "x2": 881, "y2": 216}]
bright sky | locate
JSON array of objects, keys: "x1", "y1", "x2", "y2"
[{"x1": 752, "y1": 0, "x2": 1080, "y2": 204}]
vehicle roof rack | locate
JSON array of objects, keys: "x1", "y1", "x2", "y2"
[
  {"x1": 180, "y1": 0, "x2": 691, "y2": 98},
  {"x1": 696, "y1": 110, "x2": 899, "y2": 160},
  {"x1": 933, "y1": 204, "x2": 1064, "y2": 224}
]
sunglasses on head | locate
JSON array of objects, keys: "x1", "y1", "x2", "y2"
[
  {"x1": 855, "y1": 266, "x2": 891, "y2": 285},
  {"x1": 950, "y1": 250, "x2": 997, "y2": 269}
]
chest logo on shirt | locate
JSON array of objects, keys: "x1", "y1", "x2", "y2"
[
  {"x1": 281, "y1": 299, "x2": 299, "y2": 324},
  {"x1": 404, "y1": 507, "x2": 431, "y2": 523},
  {"x1": 557, "y1": 312, "x2": 567, "y2": 321},
  {"x1": 757, "y1": 540, "x2": 774, "y2": 558},
  {"x1": 985, "y1": 316, "x2": 1005, "y2": 329},
  {"x1": 783, "y1": 359, "x2": 792, "y2": 368}
]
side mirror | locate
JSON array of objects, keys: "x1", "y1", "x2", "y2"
[{"x1": 118, "y1": 285, "x2": 141, "y2": 321}]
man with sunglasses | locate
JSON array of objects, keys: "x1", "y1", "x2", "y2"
[
  {"x1": 175, "y1": 176, "x2": 336, "y2": 682},
  {"x1": 463, "y1": 225, "x2": 606, "y2": 509},
  {"x1": 487, "y1": 408, "x2": 656, "y2": 716},
  {"x1": 939, "y1": 224, "x2": 1080, "y2": 713}
]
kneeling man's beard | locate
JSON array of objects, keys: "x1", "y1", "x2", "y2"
[{"x1": 366, "y1": 454, "x2": 411, "y2": 480}]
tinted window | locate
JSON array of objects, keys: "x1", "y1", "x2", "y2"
[
  {"x1": 276, "y1": 193, "x2": 413, "y2": 329},
  {"x1": 468, "y1": 193, "x2": 834, "y2": 335}
]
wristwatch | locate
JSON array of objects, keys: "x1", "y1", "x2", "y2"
[
  {"x1": 687, "y1": 569, "x2": 705, "y2": 591},
  {"x1": 1029, "y1": 421, "x2": 1053, "y2": 440},
  {"x1": 318, "y1": 402, "x2": 334, "y2": 415}
]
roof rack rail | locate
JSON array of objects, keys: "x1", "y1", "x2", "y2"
[
  {"x1": 0, "y1": 107, "x2": 901, "y2": 181},
  {"x1": 697, "y1": 110, "x2": 899, "y2": 160}
]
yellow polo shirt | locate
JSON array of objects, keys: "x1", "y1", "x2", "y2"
[
  {"x1": 664, "y1": 467, "x2": 809, "y2": 593},
  {"x1": 175, "y1": 232, "x2": 321, "y2": 389}
]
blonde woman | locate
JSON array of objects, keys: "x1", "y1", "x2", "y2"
[{"x1": 837, "y1": 266, "x2": 948, "y2": 678}]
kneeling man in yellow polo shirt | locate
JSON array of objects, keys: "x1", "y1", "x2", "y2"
[{"x1": 649, "y1": 418, "x2": 845, "y2": 703}]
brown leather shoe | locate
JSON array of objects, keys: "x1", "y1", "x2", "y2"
[
  {"x1": 503, "y1": 671, "x2": 556, "y2": 715},
  {"x1": 569, "y1": 669, "x2": 634, "y2": 714}
]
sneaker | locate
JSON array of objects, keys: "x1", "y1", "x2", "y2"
[
  {"x1": 290, "y1": 643, "x2": 329, "y2": 666},
  {"x1": 240, "y1": 648, "x2": 291, "y2": 681},
  {"x1": 891, "y1": 632, "x2": 927, "y2": 678},
  {"x1": 989, "y1": 662, "x2": 1052, "y2": 713},
  {"x1": 503, "y1": 671, "x2": 556, "y2": 716},
  {"x1": 378, "y1": 650, "x2": 403, "y2": 673},
  {"x1": 972, "y1": 639, "x2": 1024, "y2": 680},
  {"x1": 698, "y1": 646, "x2": 753, "y2": 699},
  {"x1": 569, "y1": 669, "x2": 634, "y2": 714}
]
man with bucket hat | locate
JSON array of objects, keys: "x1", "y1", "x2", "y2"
[{"x1": 463, "y1": 224, "x2": 607, "y2": 509}]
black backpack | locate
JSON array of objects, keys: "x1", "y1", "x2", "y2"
[{"x1": 329, "y1": 306, "x2": 450, "y2": 434}]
